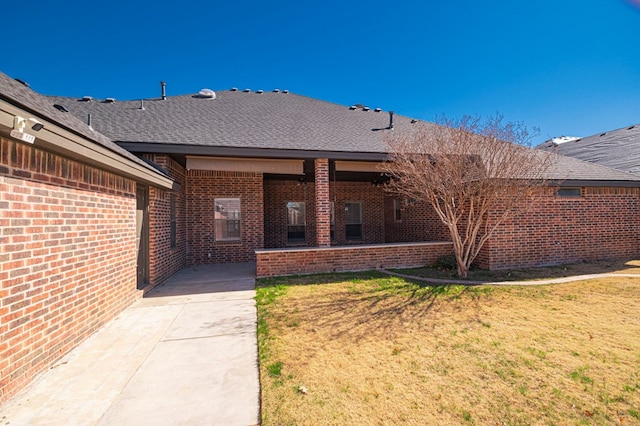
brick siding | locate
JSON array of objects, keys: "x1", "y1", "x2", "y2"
[
  {"x1": 186, "y1": 170, "x2": 264, "y2": 264},
  {"x1": 143, "y1": 154, "x2": 186, "y2": 285},
  {"x1": 256, "y1": 242, "x2": 454, "y2": 277},
  {"x1": 0, "y1": 137, "x2": 142, "y2": 402},
  {"x1": 384, "y1": 196, "x2": 450, "y2": 242},
  {"x1": 264, "y1": 180, "x2": 388, "y2": 248},
  {"x1": 478, "y1": 187, "x2": 640, "y2": 269}
]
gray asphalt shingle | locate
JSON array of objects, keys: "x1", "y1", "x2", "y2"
[
  {"x1": 43, "y1": 86, "x2": 640, "y2": 184},
  {"x1": 537, "y1": 124, "x2": 640, "y2": 176},
  {"x1": 46, "y1": 89, "x2": 419, "y2": 153},
  {"x1": 0, "y1": 72, "x2": 161, "y2": 173}
]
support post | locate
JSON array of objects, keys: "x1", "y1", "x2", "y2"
[{"x1": 314, "y1": 158, "x2": 331, "y2": 247}]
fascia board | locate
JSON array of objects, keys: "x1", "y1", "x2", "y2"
[{"x1": 0, "y1": 101, "x2": 173, "y2": 190}]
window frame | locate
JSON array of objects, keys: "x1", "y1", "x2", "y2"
[
  {"x1": 286, "y1": 201, "x2": 306, "y2": 242},
  {"x1": 393, "y1": 198, "x2": 402, "y2": 222},
  {"x1": 555, "y1": 187, "x2": 583, "y2": 198},
  {"x1": 170, "y1": 193, "x2": 177, "y2": 248},
  {"x1": 214, "y1": 198, "x2": 242, "y2": 242},
  {"x1": 345, "y1": 201, "x2": 363, "y2": 240},
  {"x1": 330, "y1": 201, "x2": 335, "y2": 241}
]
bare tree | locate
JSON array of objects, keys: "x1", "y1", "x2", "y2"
[{"x1": 381, "y1": 115, "x2": 556, "y2": 278}]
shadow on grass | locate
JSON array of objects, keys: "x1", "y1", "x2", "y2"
[
  {"x1": 391, "y1": 258, "x2": 640, "y2": 283},
  {"x1": 258, "y1": 271, "x2": 490, "y2": 342}
]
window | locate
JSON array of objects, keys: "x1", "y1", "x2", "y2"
[
  {"x1": 330, "y1": 201, "x2": 335, "y2": 240},
  {"x1": 170, "y1": 194, "x2": 177, "y2": 248},
  {"x1": 394, "y1": 199, "x2": 402, "y2": 221},
  {"x1": 345, "y1": 202, "x2": 362, "y2": 240},
  {"x1": 214, "y1": 198, "x2": 241, "y2": 241},
  {"x1": 555, "y1": 188, "x2": 582, "y2": 198},
  {"x1": 287, "y1": 202, "x2": 306, "y2": 242}
]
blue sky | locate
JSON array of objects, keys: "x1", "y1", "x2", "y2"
[{"x1": 2, "y1": 0, "x2": 639, "y2": 144}]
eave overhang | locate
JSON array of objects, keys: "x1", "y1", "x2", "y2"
[
  {"x1": 0, "y1": 100, "x2": 173, "y2": 190},
  {"x1": 116, "y1": 142, "x2": 390, "y2": 162}
]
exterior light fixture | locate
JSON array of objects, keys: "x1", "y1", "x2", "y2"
[{"x1": 10, "y1": 116, "x2": 42, "y2": 144}]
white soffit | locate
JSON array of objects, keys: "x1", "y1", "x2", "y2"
[
  {"x1": 186, "y1": 156, "x2": 304, "y2": 174},
  {"x1": 334, "y1": 160, "x2": 382, "y2": 173}
]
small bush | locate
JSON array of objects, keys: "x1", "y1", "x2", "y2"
[{"x1": 437, "y1": 254, "x2": 458, "y2": 270}]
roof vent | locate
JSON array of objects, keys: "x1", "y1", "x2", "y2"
[
  {"x1": 104, "y1": 98, "x2": 116, "y2": 103},
  {"x1": 80, "y1": 96, "x2": 93, "y2": 102},
  {"x1": 628, "y1": 125, "x2": 636, "y2": 130},
  {"x1": 282, "y1": 89, "x2": 289, "y2": 94},
  {"x1": 53, "y1": 104, "x2": 69, "y2": 112},
  {"x1": 599, "y1": 133, "x2": 606, "y2": 137},
  {"x1": 197, "y1": 88, "x2": 216, "y2": 99},
  {"x1": 14, "y1": 78, "x2": 29, "y2": 87},
  {"x1": 256, "y1": 89, "x2": 264, "y2": 94},
  {"x1": 349, "y1": 105, "x2": 357, "y2": 110},
  {"x1": 161, "y1": 81, "x2": 167, "y2": 100},
  {"x1": 374, "y1": 107, "x2": 382, "y2": 112},
  {"x1": 362, "y1": 106, "x2": 370, "y2": 111},
  {"x1": 243, "y1": 88, "x2": 251, "y2": 93},
  {"x1": 139, "y1": 99, "x2": 145, "y2": 110},
  {"x1": 230, "y1": 87, "x2": 238, "y2": 91},
  {"x1": 410, "y1": 119, "x2": 417, "y2": 124},
  {"x1": 273, "y1": 88, "x2": 280, "y2": 93}
]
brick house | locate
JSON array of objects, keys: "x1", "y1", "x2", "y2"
[
  {"x1": 45, "y1": 84, "x2": 640, "y2": 276},
  {"x1": 2, "y1": 73, "x2": 640, "y2": 401},
  {"x1": 0, "y1": 74, "x2": 173, "y2": 401}
]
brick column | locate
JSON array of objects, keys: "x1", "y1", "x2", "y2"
[{"x1": 315, "y1": 158, "x2": 331, "y2": 247}]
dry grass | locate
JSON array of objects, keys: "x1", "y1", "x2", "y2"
[
  {"x1": 257, "y1": 268, "x2": 640, "y2": 425},
  {"x1": 395, "y1": 259, "x2": 640, "y2": 282}
]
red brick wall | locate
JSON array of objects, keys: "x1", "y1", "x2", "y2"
[
  {"x1": 186, "y1": 170, "x2": 264, "y2": 264},
  {"x1": 143, "y1": 155, "x2": 186, "y2": 285},
  {"x1": 384, "y1": 196, "x2": 450, "y2": 243},
  {"x1": 256, "y1": 242, "x2": 454, "y2": 277},
  {"x1": 264, "y1": 180, "x2": 387, "y2": 248},
  {"x1": 479, "y1": 187, "x2": 640, "y2": 269},
  {"x1": 0, "y1": 137, "x2": 141, "y2": 402}
]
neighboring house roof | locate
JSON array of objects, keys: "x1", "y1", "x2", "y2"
[
  {"x1": 537, "y1": 124, "x2": 640, "y2": 176},
  {"x1": 0, "y1": 72, "x2": 172, "y2": 189},
  {"x1": 45, "y1": 86, "x2": 640, "y2": 186}
]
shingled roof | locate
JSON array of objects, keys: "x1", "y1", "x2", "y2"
[
  {"x1": 537, "y1": 123, "x2": 640, "y2": 176},
  {"x1": 46, "y1": 89, "x2": 423, "y2": 157},
  {"x1": 0, "y1": 72, "x2": 163, "y2": 174},
  {"x1": 45, "y1": 86, "x2": 640, "y2": 185}
]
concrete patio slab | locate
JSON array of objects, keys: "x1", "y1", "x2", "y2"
[{"x1": 0, "y1": 263, "x2": 260, "y2": 426}]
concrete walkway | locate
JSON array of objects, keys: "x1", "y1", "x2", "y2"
[
  {"x1": 380, "y1": 268, "x2": 640, "y2": 286},
  {"x1": 0, "y1": 263, "x2": 260, "y2": 426}
]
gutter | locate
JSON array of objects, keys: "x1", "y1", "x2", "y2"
[
  {"x1": 117, "y1": 142, "x2": 390, "y2": 162},
  {"x1": 0, "y1": 100, "x2": 173, "y2": 190}
]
